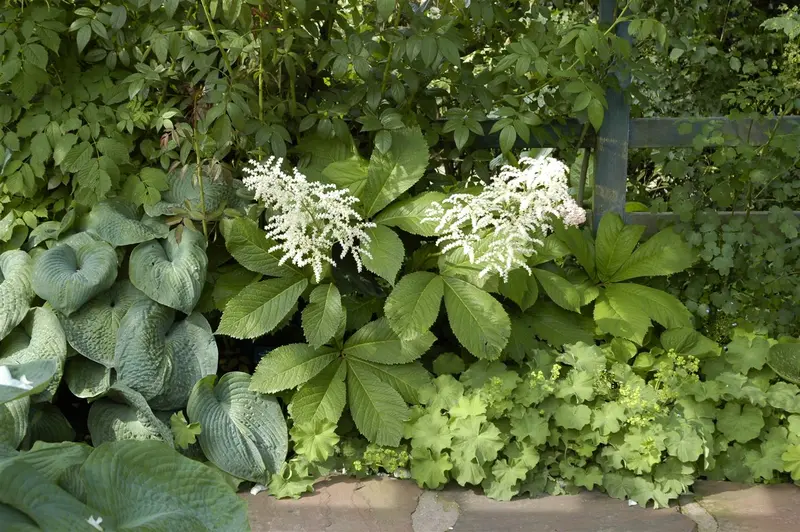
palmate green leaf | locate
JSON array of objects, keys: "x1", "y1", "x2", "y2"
[
  {"x1": 1, "y1": 307, "x2": 67, "y2": 403},
  {"x1": 442, "y1": 276, "x2": 510, "y2": 360},
  {"x1": 217, "y1": 276, "x2": 308, "y2": 339},
  {"x1": 170, "y1": 412, "x2": 202, "y2": 450},
  {"x1": 32, "y1": 238, "x2": 117, "y2": 316},
  {"x1": 251, "y1": 344, "x2": 338, "y2": 394},
  {"x1": 410, "y1": 448, "x2": 452, "y2": 489},
  {"x1": 347, "y1": 360, "x2": 409, "y2": 446},
  {"x1": 59, "y1": 280, "x2": 148, "y2": 367},
  {"x1": 385, "y1": 272, "x2": 444, "y2": 340},
  {"x1": 767, "y1": 343, "x2": 800, "y2": 384},
  {"x1": 360, "y1": 127, "x2": 430, "y2": 217},
  {"x1": 187, "y1": 372, "x2": 288, "y2": 483},
  {"x1": 373, "y1": 192, "x2": 447, "y2": 237},
  {"x1": 532, "y1": 268, "x2": 582, "y2": 312},
  {"x1": 0, "y1": 250, "x2": 34, "y2": 342},
  {"x1": 716, "y1": 403, "x2": 764, "y2": 444},
  {"x1": 608, "y1": 226, "x2": 694, "y2": 282},
  {"x1": 594, "y1": 213, "x2": 645, "y2": 282},
  {"x1": 343, "y1": 317, "x2": 435, "y2": 364},
  {"x1": 290, "y1": 418, "x2": 340, "y2": 463},
  {"x1": 220, "y1": 217, "x2": 301, "y2": 278},
  {"x1": 348, "y1": 358, "x2": 430, "y2": 404},
  {"x1": 82, "y1": 198, "x2": 169, "y2": 247},
  {"x1": 288, "y1": 359, "x2": 347, "y2": 424},
  {"x1": 360, "y1": 225, "x2": 404, "y2": 285},
  {"x1": 87, "y1": 383, "x2": 174, "y2": 447},
  {"x1": 83, "y1": 440, "x2": 249, "y2": 532},
  {"x1": 302, "y1": 283, "x2": 343, "y2": 348},
  {"x1": 0, "y1": 359, "x2": 58, "y2": 405},
  {"x1": 129, "y1": 226, "x2": 208, "y2": 314}
]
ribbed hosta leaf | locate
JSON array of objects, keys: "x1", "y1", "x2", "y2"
[
  {"x1": 65, "y1": 357, "x2": 112, "y2": 399},
  {"x1": 187, "y1": 372, "x2": 288, "y2": 483},
  {"x1": 24, "y1": 405, "x2": 76, "y2": 445},
  {"x1": 148, "y1": 313, "x2": 218, "y2": 410},
  {"x1": 0, "y1": 308, "x2": 67, "y2": 402},
  {"x1": 0, "y1": 250, "x2": 34, "y2": 342},
  {"x1": 113, "y1": 299, "x2": 174, "y2": 400},
  {"x1": 31, "y1": 239, "x2": 117, "y2": 317},
  {"x1": 129, "y1": 226, "x2": 208, "y2": 314},
  {"x1": 83, "y1": 198, "x2": 169, "y2": 247},
  {"x1": 0, "y1": 396, "x2": 29, "y2": 448},
  {"x1": 59, "y1": 281, "x2": 147, "y2": 367},
  {"x1": 0, "y1": 359, "x2": 58, "y2": 404},
  {"x1": 82, "y1": 440, "x2": 249, "y2": 531},
  {"x1": 87, "y1": 383, "x2": 174, "y2": 446},
  {"x1": 143, "y1": 164, "x2": 248, "y2": 217}
]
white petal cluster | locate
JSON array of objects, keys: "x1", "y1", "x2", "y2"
[
  {"x1": 424, "y1": 156, "x2": 585, "y2": 280},
  {"x1": 0, "y1": 365, "x2": 33, "y2": 390},
  {"x1": 242, "y1": 157, "x2": 375, "y2": 282}
]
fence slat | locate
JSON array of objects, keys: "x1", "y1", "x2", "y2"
[{"x1": 629, "y1": 116, "x2": 800, "y2": 148}]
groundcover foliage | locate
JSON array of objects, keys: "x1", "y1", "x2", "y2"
[{"x1": 1, "y1": 0, "x2": 800, "y2": 527}]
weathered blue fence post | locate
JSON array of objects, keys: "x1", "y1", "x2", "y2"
[{"x1": 593, "y1": 0, "x2": 632, "y2": 230}]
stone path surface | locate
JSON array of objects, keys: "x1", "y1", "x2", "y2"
[{"x1": 243, "y1": 477, "x2": 800, "y2": 532}]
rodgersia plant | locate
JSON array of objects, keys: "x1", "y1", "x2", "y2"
[
  {"x1": 243, "y1": 157, "x2": 376, "y2": 282},
  {"x1": 424, "y1": 157, "x2": 586, "y2": 280}
]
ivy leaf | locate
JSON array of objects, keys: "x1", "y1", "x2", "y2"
[
  {"x1": 346, "y1": 361, "x2": 408, "y2": 446},
  {"x1": 216, "y1": 276, "x2": 308, "y2": 339},
  {"x1": 302, "y1": 284, "x2": 343, "y2": 348},
  {"x1": 410, "y1": 448, "x2": 452, "y2": 489},
  {"x1": 250, "y1": 344, "x2": 337, "y2": 393},
  {"x1": 170, "y1": 412, "x2": 201, "y2": 450},
  {"x1": 384, "y1": 272, "x2": 443, "y2": 340},
  {"x1": 442, "y1": 276, "x2": 510, "y2": 360},
  {"x1": 289, "y1": 419, "x2": 339, "y2": 463},
  {"x1": 360, "y1": 225, "x2": 404, "y2": 285}
]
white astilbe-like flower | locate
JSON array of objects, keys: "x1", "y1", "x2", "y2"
[
  {"x1": 242, "y1": 157, "x2": 375, "y2": 282},
  {"x1": 424, "y1": 156, "x2": 585, "y2": 280}
]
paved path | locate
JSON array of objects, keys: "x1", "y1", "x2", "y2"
[{"x1": 244, "y1": 477, "x2": 800, "y2": 532}]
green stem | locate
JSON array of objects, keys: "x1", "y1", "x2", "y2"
[
  {"x1": 192, "y1": 133, "x2": 209, "y2": 238},
  {"x1": 198, "y1": 0, "x2": 234, "y2": 76}
]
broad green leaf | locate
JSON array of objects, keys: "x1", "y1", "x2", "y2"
[
  {"x1": 361, "y1": 127, "x2": 429, "y2": 217},
  {"x1": 65, "y1": 357, "x2": 112, "y2": 399},
  {"x1": 532, "y1": 268, "x2": 582, "y2": 312},
  {"x1": 82, "y1": 199, "x2": 169, "y2": 247},
  {"x1": 344, "y1": 317, "x2": 434, "y2": 364},
  {"x1": 767, "y1": 343, "x2": 800, "y2": 384},
  {"x1": 320, "y1": 157, "x2": 369, "y2": 197},
  {"x1": 595, "y1": 213, "x2": 644, "y2": 281},
  {"x1": 442, "y1": 276, "x2": 510, "y2": 360},
  {"x1": 83, "y1": 440, "x2": 249, "y2": 531},
  {"x1": 609, "y1": 227, "x2": 694, "y2": 282},
  {"x1": 0, "y1": 396, "x2": 29, "y2": 448},
  {"x1": 346, "y1": 360, "x2": 408, "y2": 445},
  {"x1": 1, "y1": 307, "x2": 67, "y2": 403},
  {"x1": 187, "y1": 373, "x2": 288, "y2": 483},
  {"x1": 211, "y1": 266, "x2": 261, "y2": 311},
  {"x1": 23, "y1": 405, "x2": 76, "y2": 445},
  {"x1": 384, "y1": 272, "x2": 443, "y2": 339},
  {"x1": 87, "y1": 383, "x2": 174, "y2": 446},
  {"x1": 59, "y1": 280, "x2": 147, "y2": 367},
  {"x1": 525, "y1": 302, "x2": 595, "y2": 347},
  {"x1": 288, "y1": 359, "x2": 347, "y2": 424},
  {"x1": 499, "y1": 268, "x2": 539, "y2": 311},
  {"x1": 373, "y1": 192, "x2": 446, "y2": 236},
  {"x1": 143, "y1": 164, "x2": 248, "y2": 218},
  {"x1": 349, "y1": 358, "x2": 430, "y2": 404},
  {"x1": 0, "y1": 250, "x2": 34, "y2": 342},
  {"x1": 438, "y1": 242, "x2": 500, "y2": 292},
  {"x1": 360, "y1": 225, "x2": 404, "y2": 285},
  {"x1": 0, "y1": 359, "x2": 58, "y2": 405},
  {"x1": 596, "y1": 284, "x2": 691, "y2": 345},
  {"x1": 302, "y1": 284, "x2": 343, "y2": 348},
  {"x1": 216, "y1": 276, "x2": 308, "y2": 339},
  {"x1": 129, "y1": 226, "x2": 208, "y2": 314},
  {"x1": 251, "y1": 344, "x2": 338, "y2": 393},
  {"x1": 554, "y1": 224, "x2": 596, "y2": 278},
  {"x1": 661, "y1": 327, "x2": 720, "y2": 358},
  {"x1": 32, "y1": 239, "x2": 117, "y2": 317},
  {"x1": 220, "y1": 217, "x2": 300, "y2": 277}
]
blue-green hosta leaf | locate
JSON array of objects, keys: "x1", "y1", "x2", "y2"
[
  {"x1": 216, "y1": 276, "x2": 308, "y2": 339},
  {"x1": 346, "y1": 360, "x2": 408, "y2": 446},
  {"x1": 0, "y1": 250, "x2": 34, "y2": 342},
  {"x1": 442, "y1": 276, "x2": 511, "y2": 360},
  {"x1": 360, "y1": 127, "x2": 430, "y2": 217},
  {"x1": 385, "y1": 272, "x2": 443, "y2": 340},
  {"x1": 87, "y1": 383, "x2": 174, "y2": 447},
  {"x1": 0, "y1": 396, "x2": 29, "y2": 448},
  {"x1": 0, "y1": 308, "x2": 67, "y2": 402},
  {"x1": 1, "y1": 441, "x2": 90, "y2": 484},
  {"x1": 343, "y1": 317, "x2": 435, "y2": 364},
  {"x1": 767, "y1": 343, "x2": 800, "y2": 384},
  {"x1": 360, "y1": 225, "x2": 404, "y2": 285},
  {"x1": 65, "y1": 357, "x2": 113, "y2": 399},
  {"x1": 83, "y1": 198, "x2": 169, "y2": 247},
  {"x1": 59, "y1": 281, "x2": 148, "y2": 367},
  {"x1": 24, "y1": 405, "x2": 76, "y2": 445},
  {"x1": 0, "y1": 359, "x2": 58, "y2": 404},
  {"x1": 302, "y1": 284, "x2": 343, "y2": 348},
  {"x1": 187, "y1": 372, "x2": 288, "y2": 483},
  {"x1": 374, "y1": 191, "x2": 447, "y2": 237},
  {"x1": 143, "y1": 164, "x2": 249, "y2": 217},
  {"x1": 129, "y1": 226, "x2": 208, "y2": 314},
  {"x1": 288, "y1": 359, "x2": 347, "y2": 424},
  {"x1": 251, "y1": 344, "x2": 338, "y2": 394},
  {"x1": 82, "y1": 440, "x2": 249, "y2": 532},
  {"x1": 32, "y1": 240, "x2": 117, "y2": 317}
]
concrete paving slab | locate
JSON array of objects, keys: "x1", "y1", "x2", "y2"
[{"x1": 692, "y1": 481, "x2": 800, "y2": 532}]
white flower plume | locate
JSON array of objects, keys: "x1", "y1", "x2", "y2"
[
  {"x1": 242, "y1": 157, "x2": 375, "y2": 282},
  {"x1": 424, "y1": 156, "x2": 585, "y2": 280}
]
